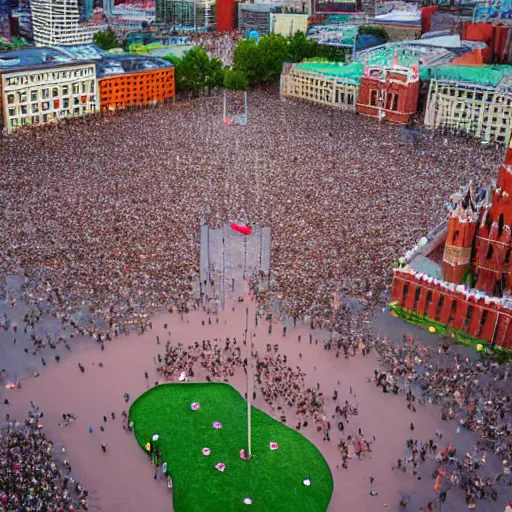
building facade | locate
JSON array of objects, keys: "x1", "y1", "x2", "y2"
[
  {"x1": 156, "y1": 0, "x2": 215, "y2": 30},
  {"x1": 424, "y1": 73, "x2": 512, "y2": 144},
  {"x1": 280, "y1": 62, "x2": 360, "y2": 112},
  {"x1": 356, "y1": 62, "x2": 420, "y2": 124},
  {"x1": 0, "y1": 49, "x2": 176, "y2": 132},
  {"x1": 31, "y1": 0, "x2": 106, "y2": 46},
  {"x1": 1, "y1": 59, "x2": 99, "y2": 133},
  {"x1": 97, "y1": 56, "x2": 175, "y2": 110}
]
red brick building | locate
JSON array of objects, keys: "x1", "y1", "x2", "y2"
[
  {"x1": 356, "y1": 61, "x2": 420, "y2": 124},
  {"x1": 391, "y1": 143, "x2": 512, "y2": 347}
]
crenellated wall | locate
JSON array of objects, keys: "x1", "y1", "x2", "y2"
[{"x1": 391, "y1": 269, "x2": 512, "y2": 347}]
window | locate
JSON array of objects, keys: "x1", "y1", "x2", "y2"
[
  {"x1": 392, "y1": 94, "x2": 398, "y2": 111},
  {"x1": 370, "y1": 90, "x2": 378, "y2": 106},
  {"x1": 7, "y1": 94, "x2": 14, "y2": 104},
  {"x1": 385, "y1": 93, "x2": 393, "y2": 110},
  {"x1": 478, "y1": 309, "x2": 488, "y2": 336},
  {"x1": 401, "y1": 283, "x2": 409, "y2": 304},
  {"x1": 424, "y1": 291, "x2": 432, "y2": 315},
  {"x1": 448, "y1": 299, "x2": 457, "y2": 325},
  {"x1": 413, "y1": 286, "x2": 421, "y2": 312},
  {"x1": 464, "y1": 305, "x2": 474, "y2": 328},
  {"x1": 435, "y1": 295, "x2": 444, "y2": 321}
]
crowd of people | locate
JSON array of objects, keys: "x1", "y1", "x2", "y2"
[
  {"x1": 0, "y1": 407, "x2": 89, "y2": 511},
  {"x1": 188, "y1": 30, "x2": 241, "y2": 66},
  {"x1": 0, "y1": 83, "x2": 507, "y2": 509},
  {"x1": 373, "y1": 333, "x2": 512, "y2": 508},
  {"x1": 0, "y1": 88, "x2": 500, "y2": 346}
]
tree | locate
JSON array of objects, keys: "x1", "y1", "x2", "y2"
[
  {"x1": 93, "y1": 29, "x2": 119, "y2": 51},
  {"x1": 288, "y1": 31, "x2": 320, "y2": 63},
  {"x1": 162, "y1": 48, "x2": 226, "y2": 94},
  {"x1": 233, "y1": 39, "x2": 264, "y2": 86},
  {"x1": 257, "y1": 34, "x2": 291, "y2": 83},
  {"x1": 205, "y1": 57, "x2": 226, "y2": 91},
  {"x1": 224, "y1": 69, "x2": 248, "y2": 91}
]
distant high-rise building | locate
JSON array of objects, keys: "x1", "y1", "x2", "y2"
[
  {"x1": 103, "y1": 0, "x2": 113, "y2": 18},
  {"x1": 156, "y1": 0, "x2": 215, "y2": 30},
  {"x1": 31, "y1": 0, "x2": 106, "y2": 46}
]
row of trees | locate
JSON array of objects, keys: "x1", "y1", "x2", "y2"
[
  {"x1": 92, "y1": 30, "x2": 360, "y2": 94},
  {"x1": 163, "y1": 48, "x2": 248, "y2": 95},
  {"x1": 233, "y1": 32, "x2": 347, "y2": 86}
]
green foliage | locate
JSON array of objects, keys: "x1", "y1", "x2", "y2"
[
  {"x1": 288, "y1": 31, "x2": 320, "y2": 63},
  {"x1": 317, "y1": 45, "x2": 347, "y2": 62},
  {"x1": 257, "y1": 34, "x2": 292, "y2": 83},
  {"x1": 358, "y1": 25, "x2": 389, "y2": 41},
  {"x1": 206, "y1": 57, "x2": 226, "y2": 90},
  {"x1": 224, "y1": 69, "x2": 249, "y2": 91},
  {"x1": 11, "y1": 37, "x2": 28, "y2": 49},
  {"x1": 389, "y1": 303, "x2": 512, "y2": 363},
  {"x1": 163, "y1": 48, "x2": 226, "y2": 94},
  {"x1": 93, "y1": 29, "x2": 119, "y2": 51},
  {"x1": 232, "y1": 38, "x2": 263, "y2": 86},
  {"x1": 233, "y1": 31, "x2": 347, "y2": 86},
  {"x1": 130, "y1": 382, "x2": 333, "y2": 512}
]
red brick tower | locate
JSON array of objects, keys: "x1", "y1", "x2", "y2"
[
  {"x1": 443, "y1": 214, "x2": 478, "y2": 284},
  {"x1": 473, "y1": 146, "x2": 512, "y2": 296}
]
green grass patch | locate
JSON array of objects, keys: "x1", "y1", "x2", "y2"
[
  {"x1": 389, "y1": 303, "x2": 512, "y2": 364},
  {"x1": 129, "y1": 382, "x2": 333, "y2": 512}
]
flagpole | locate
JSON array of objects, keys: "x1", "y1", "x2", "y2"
[{"x1": 247, "y1": 333, "x2": 252, "y2": 458}]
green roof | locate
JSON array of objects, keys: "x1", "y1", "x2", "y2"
[
  {"x1": 295, "y1": 61, "x2": 365, "y2": 84},
  {"x1": 429, "y1": 65, "x2": 512, "y2": 87}
]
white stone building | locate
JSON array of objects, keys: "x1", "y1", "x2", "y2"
[
  {"x1": 0, "y1": 48, "x2": 99, "y2": 133},
  {"x1": 31, "y1": 0, "x2": 106, "y2": 46}
]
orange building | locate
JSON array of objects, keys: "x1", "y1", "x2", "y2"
[
  {"x1": 391, "y1": 141, "x2": 512, "y2": 347},
  {"x1": 97, "y1": 56, "x2": 175, "y2": 111}
]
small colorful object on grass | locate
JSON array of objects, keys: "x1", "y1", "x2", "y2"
[
  {"x1": 145, "y1": 442, "x2": 151, "y2": 451},
  {"x1": 428, "y1": 326, "x2": 436, "y2": 333},
  {"x1": 152, "y1": 434, "x2": 159, "y2": 442},
  {"x1": 239, "y1": 449, "x2": 250, "y2": 460},
  {"x1": 215, "y1": 462, "x2": 226, "y2": 472},
  {"x1": 244, "y1": 498, "x2": 252, "y2": 505},
  {"x1": 202, "y1": 447, "x2": 211, "y2": 456},
  {"x1": 269, "y1": 442, "x2": 279, "y2": 450},
  {"x1": 303, "y1": 478, "x2": 311, "y2": 487},
  {"x1": 191, "y1": 402, "x2": 200, "y2": 411},
  {"x1": 213, "y1": 421, "x2": 223, "y2": 429},
  {"x1": 391, "y1": 310, "x2": 398, "y2": 318},
  {"x1": 476, "y1": 344, "x2": 483, "y2": 352}
]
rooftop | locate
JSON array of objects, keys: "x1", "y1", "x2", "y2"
[
  {"x1": 96, "y1": 55, "x2": 174, "y2": 77},
  {"x1": 0, "y1": 47, "x2": 76, "y2": 72},
  {"x1": 428, "y1": 64, "x2": 512, "y2": 87},
  {"x1": 0, "y1": 47, "x2": 174, "y2": 77}
]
